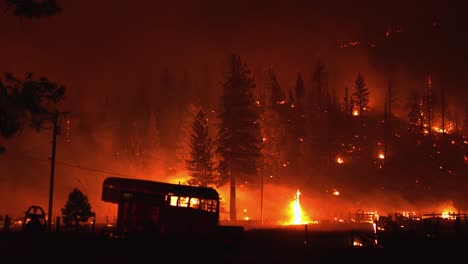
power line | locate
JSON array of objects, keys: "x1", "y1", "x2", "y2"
[
  {"x1": 55, "y1": 160, "x2": 134, "y2": 178},
  {"x1": 0, "y1": 154, "x2": 134, "y2": 178}
]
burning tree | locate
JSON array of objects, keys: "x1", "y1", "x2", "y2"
[
  {"x1": 406, "y1": 90, "x2": 424, "y2": 133},
  {"x1": 216, "y1": 54, "x2": 263, "y2": 221},
  {"x1": 61, "y1": 188, "x2": 95, "y2": 231},
  {"x1": 352, "y1": 72, "x2": 370, "y2": 117},
  {"x1": 186, "y1": 109, "x2": 217, "y2": 187}
]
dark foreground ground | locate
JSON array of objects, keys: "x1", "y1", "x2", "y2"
[{"x1": 1, "y1": 226, "x2": 467, "y2": 263}]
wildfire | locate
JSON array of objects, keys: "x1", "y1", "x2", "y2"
[
  {"x1": 432, "y1": 122, "x2": 454, "y2": 134},
  {"x1": 336, "y1": 157, "x2": 344, "y2": 164},
  {"x1": 286, "y1": 189, "x2": 310, "y2": 225}
]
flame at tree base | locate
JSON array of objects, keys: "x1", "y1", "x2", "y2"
[{"x1": 284, "y1": 189, "x2": 314, "y2": 225}]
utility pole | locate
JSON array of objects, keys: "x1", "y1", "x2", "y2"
[
  {"x1": 47, "y1": 110, "x2": 58, "y2": 232},
  {"x1": 47, "y1": 110, "x2": 69, "y2": 232}
]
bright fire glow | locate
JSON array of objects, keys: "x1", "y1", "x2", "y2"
[
  {"x1": 432, "y1": 123, "x2": 454, "y2": 134},
  {"x1": 289, "y1": 189, "x2": 307, "y2": 225},
  {"x1": 378, "y1": 153, "x2": 385, "y2": 159},
  {"x1": 292, "y1": 190, "x2": 302, "y2": 224},
  {"x1": 352, "y1": 110, "x2": 359, "y2": 116},
  {"x1": 336, "y1": 157, "x2": 344, "y2": 164}
]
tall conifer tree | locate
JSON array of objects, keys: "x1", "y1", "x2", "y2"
[
  {"x1": 216, "y1": 54, "x2": 262, "y2": 221},
  {"x1": 186, "y1": 109, "x2": 216, "y2": 187},
  {"x1": 352, "y1": 72, "x2": 370, "y2": 117}
]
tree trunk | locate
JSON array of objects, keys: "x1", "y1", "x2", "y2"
[{"x1": 229, "y1": 170, "x2": 237, "y2": 222}]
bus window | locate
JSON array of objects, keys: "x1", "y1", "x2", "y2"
[
  {"x1": 178, "y1": 196, "x2": 189, "y2": 207},
  {"x1": 189, "y1": 198, "x2": 200, "y2": 209},
  {"x1": 211, "y1": 200, "x2": 218, "y2": 212},
  {"x1": 169, "y1": 196, "x2": 178, "y2": 206},
  {"x1": 200, "y1": 199, "x2": 212, "y2": 212}
]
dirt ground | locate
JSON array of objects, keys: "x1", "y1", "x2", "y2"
[{"x1": 0, "y1": 226, "x2": 466, "y2": 263}]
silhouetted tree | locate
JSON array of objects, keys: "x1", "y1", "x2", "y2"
[
  {"x1": 343, "y1": 86, "x2": 350, "y2": 116},
  {"x1": 186, "y1": 109, "x2": 217, "y2": 187},
  {"x1": 352, "y1": 72, "x2": 369, "y2": 116},
  {"x1": 259, "y1": 69, "x2": 287, "y2": 184},
  {"x1": 176, "y1": 100, "x2": 202, "y2": 172},
  {"x1": 425, "y1": 76, "x2": 434, "y2": 135},
  {"x1": 216, "y1": 54, "x2": 262, "y2": 221},
  {"x1": 285, "y1": 75, "x2": 308, "y2": 182},
  {"x1": 267, "y1": 67, "x2": 285, "y2": 107},
  {"x1": 295, "y1": 73, "x2": 305, "y2": 109},
  {"x1": 0, "y1": 73, "x2": 65, "y2": 153},
  {"x1": 440, "y1": 81, "x2": 446, "y2": 135},
  {"x1": 313, "y1": 60, "x2": 328, "y2": 113},
  {"x1": 349, "y1": 96, "x2": 355, "y2": 116},
  {"x1": 61, "y1": 188, "x2": 95, "y2": 231},
  {"x1": 2, "y1": 1, "x2": 65, "y2": 155},
  {"x1": 144, "y1": 109, "x2": 161, "y2": 167},
  {"x1": 4, "y1": 0, "x2": 61, "y2": 19}
]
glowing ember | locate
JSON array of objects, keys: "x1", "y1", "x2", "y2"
[
  {"x1": 336, "y1": 157, "x2": 344, "y2": 164},
  {"x1": 378, "y1": 153, "x2": 385, "y2": 159},
  {"x1": 352, "y1": 110, "x2": 359, "y2": 116}
]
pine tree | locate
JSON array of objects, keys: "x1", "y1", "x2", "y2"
[
  {"x1": 186, "y1": 109, "x2": 216, "y2": 187},
  {"x1": 267, "y1": 67, "x2": 285, "y2": 107},
  {"x1": 260, "y1": 69, "x2": 287, "y2": 184},
  {"x1": 61, "y1": 188, "x2": 95, "y2": 231},
  {"x1": 0, "y1": 73, "x2": 65, "y2": 154},
  {"x1": 176, "y1": 100, "x2": 202, "y2": 172},
  {"x1": 295, "y1": 73, "x2": 305, "y2": 109},
  {"x1": 352, "y1": 72, "x2": 370, "y2": 116},
  {"x1": 349, "y1": 96, "x2": 355, "y2": 116},
  {"x1": 216, "y1": 54, "x2": 263, "y2": 221},
  {"x1": 343, "y1": 86, "x2": 349, "y2": 115},
  {"x1": 313, "y1": 60, "x2": 328, "y2": 113},
  {"x1": 286, "y1": 75, "x2": 308, "y2": 182},
  {"x1": 144, "y1": 109, "x2": 161, "y2": 168}
]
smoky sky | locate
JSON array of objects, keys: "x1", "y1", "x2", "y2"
[{"x1": 1, "y1": 0, "x2": 466, "y2": 107}]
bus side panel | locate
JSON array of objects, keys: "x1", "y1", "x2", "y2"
[
  {"x1": 116, "y1": 192, "x2": 165, "y2": 237},
  {"x1": 159, "y1": 207, "x2": 219, "y2": 239}
]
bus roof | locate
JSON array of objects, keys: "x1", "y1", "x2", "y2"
[{"x1": 102, "y1": 177, "x2": 220, "y2": 203}]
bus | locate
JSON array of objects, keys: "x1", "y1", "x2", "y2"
[{"x1": 101, "y1": 176, "x2": 220, "y2": 240}]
